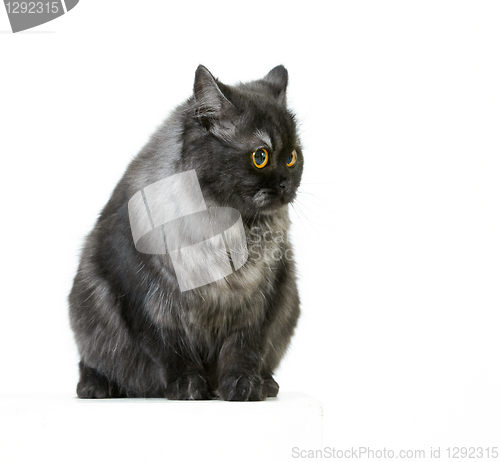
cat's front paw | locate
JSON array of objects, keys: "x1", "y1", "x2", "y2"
[
  {"x1": 263, "y1": 375, "x2": 279, "y2": 398},
  {"x1": 77, "y1": 364, "x2": 122, "y2": 399},
  {"x1": 218, "y1": 373, "x2": 266, "y2": 401},
  {"x1": 77, "y1": 379, "x2": 112, "y2": 399},
  {"x1": 165, "y1": 372, "x2": 212, "y2": 400}
]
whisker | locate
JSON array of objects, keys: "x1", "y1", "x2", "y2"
[
  {"x1": 294, "y1": 197, "x2": 333, "y2": 227},
  {"x1": 290, "y1": 200, "x2": 337, "y2": 257}
]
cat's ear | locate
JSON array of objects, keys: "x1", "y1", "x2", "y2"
[
  {"x1": 193, "y1": 65, "x2": 232, "y2": 120},
  {"x1": 263, "y1": 65, "x2": 288, "y2": 104}
]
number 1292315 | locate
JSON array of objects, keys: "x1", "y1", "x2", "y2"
[{"x1": 5, "y1": 2, "x2": 60, "y2": 14}]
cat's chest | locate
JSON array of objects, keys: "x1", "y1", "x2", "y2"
[
  {"x1": 185, "y1": 217, "x2": 290, "y2": 330},
  {"x1": 207, "y1": 218, "x2": 288, "y2": 294}
]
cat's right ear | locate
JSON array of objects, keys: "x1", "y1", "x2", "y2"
[
  {"x1": 263, "y1": 65, "x2": 288, "y2": 104},
  {"x1": 193, "y1": 65, "x2": 232, "y2": 124}
]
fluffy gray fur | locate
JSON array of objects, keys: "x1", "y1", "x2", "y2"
[{"x1": 69, "y1": 65, "x2": 303, "y2": 401}]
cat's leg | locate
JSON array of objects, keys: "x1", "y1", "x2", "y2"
[
  {"x1": 159, "y1": 329, "x2": 213, "y2": 400},
  {"x1": 163, "y1": 344, "x2": 213, "y2": 400},
  {"x1": 165, "y1": 371, "x2": 213, "y2": 400},
  {"x1": 217, "y1": 328, "x2": 267, "y2": 401},
  {"x1": 76, "y1": 361, "x2": 124, "y2": 399},
  {"x1": 259, "y1": 260, "x2": 301, "y2": 399}
]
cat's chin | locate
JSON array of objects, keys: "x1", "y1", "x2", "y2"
[
  {"x1": 251, "y1": 188, "x2": 294, "y2": 214},
  {"x1": 250, "y1": 196, "x2": 291, "y2": 216},
  {"x1": 259, "y1": 201, "x2": 289, "y2": 215}
]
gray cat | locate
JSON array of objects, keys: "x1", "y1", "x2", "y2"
[{"x1": 69, "y1": 65, "x2": 303, "y2": 400}]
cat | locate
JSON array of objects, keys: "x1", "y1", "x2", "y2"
[{"x1": 69, "y1": 65, "x2": 303, "y2": 401}]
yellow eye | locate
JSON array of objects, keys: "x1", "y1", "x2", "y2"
[
  {"x1": 287, "y1": 149, "x2": 297, "y2": 167},
  {"x1": 252, "y1": 148, "x2": 269, "y2": 168}
]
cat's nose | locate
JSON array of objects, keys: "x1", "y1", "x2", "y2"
[{"x1": 279, "y1": 180, "x2": 290, "y2": 191}]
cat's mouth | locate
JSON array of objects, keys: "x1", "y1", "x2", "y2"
[{"x1": 252, "y1": 188, "x2": 293, "y2": 211}]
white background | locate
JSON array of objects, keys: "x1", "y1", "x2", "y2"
[{"x1": 1, "y1": 0, "x2": 499, "y2": 457}]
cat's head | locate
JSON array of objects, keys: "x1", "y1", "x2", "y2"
[{"x1": 181, "y1": 65, "x2": 303, "y2": 218}]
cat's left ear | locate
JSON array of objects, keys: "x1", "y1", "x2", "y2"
[
  {"x1": 263, "y1": 65, "x2": 288, "y2": 104},
  {"x1": 193, "y1": 65, "x2": 236, "y2": 138},
  {"x1": 194, "y1": 65, "x2": 232, "y2": 119}
]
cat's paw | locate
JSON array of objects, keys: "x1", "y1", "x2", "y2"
[
  {"x1": 218, "y1": 373, "x2": 266, "y2": 401},
  {"x1": 263, "y1": 375, "x2": 279, "y2": 398},
  {"x1": 165, "y1": 372, "x2": 212, "y2": 400},
  {"x1": 77, "y1": 374, "x2": 118, "y2": 399}
]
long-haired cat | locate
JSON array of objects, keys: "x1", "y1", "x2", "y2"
[{"x1": 69, "y1": 65, "x2": 303, "y2": 401}]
